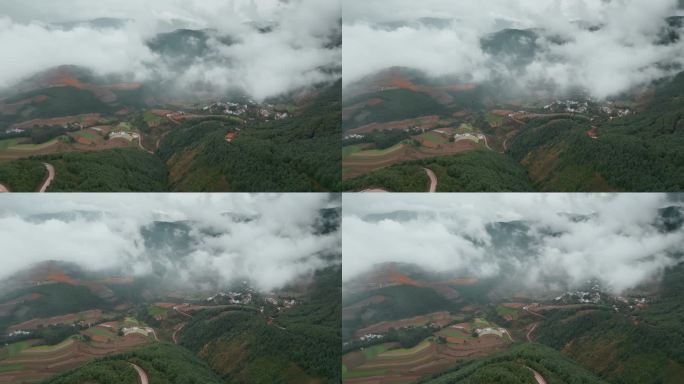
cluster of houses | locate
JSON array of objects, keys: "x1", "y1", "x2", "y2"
[
  {"x1": 554, "y1": 284, "x2": 604, "y2": 304},
  {"x1": 453, "y1": 133, "x2": 485, "y2": 142},
  {"x1": 206, "y1": 290, "x2": 254, "y2": 305},
  {"x1": 475, "y1": 327, "x2": 508, "y2": 337},
  {"x1": 201, "y1": 101, "x2": 289, "y2": 121},
  {"x1": 122, "y1": 326, "x2": 154, "y2": 337},
  {"x1": 543, "y1": 99, "x2": 590, "y2": 114},
  {"x1": 109, "y1": 131, "x2": 140, "y2": 142}
]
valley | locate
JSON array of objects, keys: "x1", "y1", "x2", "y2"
[
  {"x1": 341, "y1": 198, "x2": 684, "y2": 384},
  {"x1": 342, "y1": 18, "x2": 684, "y2": 192}
]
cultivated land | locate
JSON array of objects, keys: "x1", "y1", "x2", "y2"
[
  {"x1": 342, "y1": 64, "x2": 684, "y2": 192},
  {"x1": 341, "y1": 261, "x2": 681, "y2": 384},
  {"x1": 0, "y1": 65, "x2": 342, "y2": 192}
]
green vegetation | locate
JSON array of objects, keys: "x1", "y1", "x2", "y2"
[
  {"x1": 147, "y1": 306, "x2": 168, "y2": 317},
  {"x1": 43, "y1": 343, "x2": 221, "y2": 384},
  {"x1": 30, "y1": 125, "x2": 71, "y2": 144},
  {"x1": 344, "y1": 151, "x2": 533, "y2": 192},
  {"x1": 362, "y1": 345, "x2": 385, "y2": 359},
  {"x1": 344, "y1": 128, "x2": 417, "y2": 150},
  {"x1": 7, "y1": 341, "x2": 31, "y2": 357},
  {"x1": 484, "y1": 112, "x2": 505, "y2": 126},
  {"x1": 0, "y1": 283, "x2": 104, "y2": 334},
  {"x1": 342, "y1": 369, "x2": 386, "y2": 379},
  {"x1": 159, "y1": 82, "x2": 341, "y2": 192},
  {"x1": 179, "y1": 266, "x2": 341, "y2": 384},
  {"x1": 38, "y1": 148, "x2": 168, "y2": 191},
  {"x1": 534, "y1": 263, "x2": 684, "y2": 384},
  {"x1": 0, "y1": 158, "x2": 46, "y2": 191},
  {"x1": 509, "y1": 72, "x2": 684, "y2": 191},
  {"x1": 143, "y1": 111, "x2": 163, "y2": 126},
  {"x1": 419, "y1": 343, "x2": 607, "y2": 384},
  {"x1": 0, "y1": 364, "x2": 24, "y2": 373},
  {"x1": 343, "y1": 89, "x2": 447, "y2": 129},
  {"x1": 343, "y1": 285, "x2": 456, "y2": 340},
  {"x1": 5, "y1": 86, "x2": 113, "y2": 121}
]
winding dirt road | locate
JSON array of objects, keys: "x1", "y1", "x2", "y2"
[
  {"x1": 172, "y1": 323, "x2": 185, "y2": 344},
  {"x1": 138, "y1": 136, "x2": 154, "y2": 155},
  {"x1": 0, "y1": 183, "x2": 8, "y2": 193},
  {"x1": 129, "y1": 363, "x2": 149, "y2": 384},
  {"x1": 528, "y1": 367, "x2": 547, "y2": 384},
  {"x1": 526, "y1": 323, "x2": 538, "y2": 342},
  {"x1": 424, "y1": 168, "x2": 437, "y2": 192},
  {"x1": 38, "y1": 163, "x2": 55, "y2": 192}
]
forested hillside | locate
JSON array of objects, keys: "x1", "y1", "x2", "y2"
[
  {"x1": 159, "y1": 82, "x2": 341, "y2": 192},
  {"x1": 43, "y1": 343, "x2": 222, "y2": 384},
  {"x1": 343, "y1": 151, "x2": 532, "y2": 192},
  {"x1": 419, "y1": 343, "x2": 607, "y2": 384},
  {"x1": 179, "y1": 267, "x2": 341, "y2": 384}
]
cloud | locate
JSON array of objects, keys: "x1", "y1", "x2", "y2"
[
  {"x1": 0, "y1": 0, "x2": 341, "y2": 100},
  {"x1": 343, "y1": 194, "x2": 684, "y2": 293},
  {"x1": 343, "y1": 0, "x2": 684, "y2": 99},
  {"x1": 0, "y1": 193, "x2": 341, "y2": 292}
]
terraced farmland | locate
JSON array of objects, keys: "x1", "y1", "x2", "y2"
[
  {"x1": 0, "y1": 320, "x2": 153, "y2": 383},
  {"x1": 343, "y1": 320, "x2": 511, "y2": 384}
]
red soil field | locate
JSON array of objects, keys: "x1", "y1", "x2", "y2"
[{"x1": 9, "y1": 310, "x2": 103, "y2": 332}]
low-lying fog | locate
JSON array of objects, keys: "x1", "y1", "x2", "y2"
[
  {"x1": 343, "y1": 194, "x2": 684, "y2": 294},
  {"x1": 0, "y1": 193, "x2": 341, "y2": 292},
  {"x1": 0, "y1": 0, "x2": 341, "y2": 100},
  {"x1": 343, "y1": 0, "x2": 684, "y2": 99}
]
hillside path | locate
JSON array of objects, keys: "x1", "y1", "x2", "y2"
[
  {"x1": 138, "y1": 136, "x2": 154, "y2": 154},
  {"x1": 0, "y1": 183, "x2": 8, "y2": 192},
  {"x1": 424, "y1": 168, "x2": 437, "y2": 192},
  {"x1": 528, "y1": 367, "x2": 547, "y2": 384},
  {"x1": 172, "y1": 323, "x2": 185, "y2": 344},
  {"x1": 38, "y1": 163, "x2": 54, "y2": 192},
  {"x1": 130, "y1": 363, "x2": 149, "y2": 384},
  {"x1": 526, "y1": 323, "x2": 538, "y2": 342}
]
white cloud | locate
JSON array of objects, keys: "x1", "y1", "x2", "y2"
[
  {"x1": 343, "y1": 0, "x2": 684, "y2": 99},
  {"x1": 0, "y1": 0, "x2": 341, "y2": 100},
  {"x1": 343, "y1": 193, "x2": 684, "y2": 293},
  {"x1": 0, "y1": 193, "x2": 341, "y2": 292}
]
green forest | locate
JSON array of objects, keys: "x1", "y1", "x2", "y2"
[
  {"x1": 343, "y1": 151, "x2": 533, "y2": 192},
  {"x1": 37, "y1": 148, "x2": 169, "y2": 192},
  {"x1": 0, "y1": 159, "x2": 46, "y2": 191},
  {"x1": 159, "y1": 81, "x2": 341, "y2": 192},
  {"x1": 419, "y1": 343, "x2": 607, "y2": 384},
  {"x1": 43, "y1": 343, "x2": 222, "y2": 384},
  {"x1": 533, "y1": 263, "x2": 684, "y2": 384},
  {"x1": 178, "y1": 266, "x2": 341, "y2": 384}
]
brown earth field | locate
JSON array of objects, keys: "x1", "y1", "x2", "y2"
[
  {"x1": 0, "y1": 135, "x2": 134, "y2": 163},
  {"x1": 8, "y1": 310, "x2": 103, "y2": 332},
  {"x1": 343, "y1": 332, "x2": 509, "y2": 384},
  {"x1": 0, "y1": 294, "x2": 42, "y2": 317},
  {"x1": 344, "y1": 69, "x2": 476, "y2": 107},
  {"x1": 10, "y1": 114, "x2": 101, "y2": 130},
  {"x1": 343, "y1": 296, "x2": 386, "y2": 321},
  {"x1": 345, "y1": 116, "x2": 446, "y2": 135},
  {"x1": 343, "y1": 138, "x2": 478, "y2": 180},
  {"x1": 354, "y1": 312, "x2": 455, "y2": 338},
  {"x1": 0, "y1": 333, "x2": 150, "y2": 384}
]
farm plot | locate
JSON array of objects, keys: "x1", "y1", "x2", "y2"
[
  {"x1": 343, "y1": 139, "x2": 478, "y2": 180},
  {"x1": 354, "y1": 312, "x2": 456, "y2": 337},
  {"x1": 0, "y1": 322, "x2": 152, "y2": 384},
  {"x1": 343, "y1": 320, "x2": 511, "y2": 384}
]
